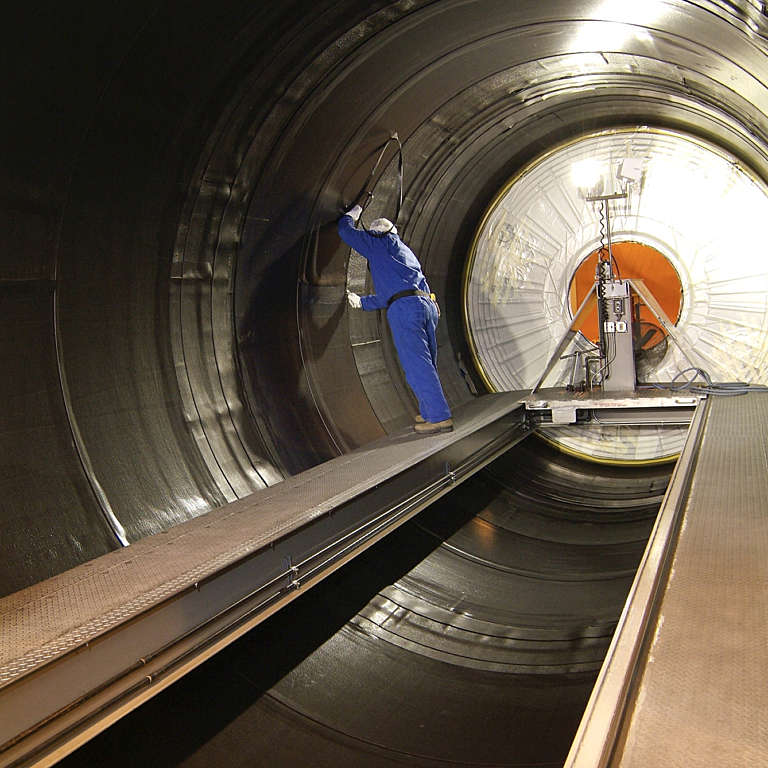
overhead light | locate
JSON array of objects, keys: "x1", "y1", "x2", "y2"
[
  {"x1": 571, "y1": 158, "x2": 604, "y2": 193},
  {"x1": 569, "y1": 1, "x2": 669, "y2": 53}
]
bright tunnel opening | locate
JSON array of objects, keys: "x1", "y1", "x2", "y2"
[{"x1": 464, "y1": 127, "x2": 768, "y2": 462}]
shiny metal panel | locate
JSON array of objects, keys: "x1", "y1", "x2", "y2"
[
  {"x1": 613, "y1": 392, "x2": 768, "y2": 766},
  {"x1": 568, "y1": 392, "x2": 768, "y2": 767},
  {"x1": 565, "y1": 397, "x2": 709, "y2": 767}
]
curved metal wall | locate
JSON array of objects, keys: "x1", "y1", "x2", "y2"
[
  {"x1": 5, "y1": 0, "x2": 768, "y2": 590},
  {"x1": 4, "y1": 0, "x2": 768, "y2": 763}
]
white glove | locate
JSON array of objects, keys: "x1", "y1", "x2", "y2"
[
  {"x1": 345, "y1": 204, "x2": 363, "y2": 222},
  {"x1": 346, "y1": 291, "x2": 362, "y2": 310}
]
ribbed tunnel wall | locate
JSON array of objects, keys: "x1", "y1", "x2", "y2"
[{"x1": 5, "y1": 1, "x2": 768, "y2": 765}]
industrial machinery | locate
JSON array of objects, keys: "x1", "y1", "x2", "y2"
[{"x1": 525, "y1": 166, "x2": 708, "y2": 429}]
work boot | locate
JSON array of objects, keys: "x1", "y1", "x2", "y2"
[
  {"x1": 414, "y1": 414, "x2": 425, "y2": 423},
  {"x1": 414, "y1": 418, "x2": 453, "y2": 434}
]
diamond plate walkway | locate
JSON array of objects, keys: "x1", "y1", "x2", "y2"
[
  {"x1": 567, "y1": 392, "x2": 768, "y2": 767},
  {"x1": 0, "y1": 392, "x2": 527, "y2": 766}
]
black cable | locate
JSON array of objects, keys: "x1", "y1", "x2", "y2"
[
  {"x1": 357, "y1": 133, "x2": 404, "y2": 236},
  {"x1": 594, "y1": 200, "x2": 611, "y2": 385},
  {"x1": 640, "y1": 367, "x2": 768, "y2": 396},
  {"x1": 593, "y1": 326, "x2": 617, "y2": 386}
]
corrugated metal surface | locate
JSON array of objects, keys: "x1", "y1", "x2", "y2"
[{"x1": 614, "y1": 392, "x2": 768, "y2": 766}]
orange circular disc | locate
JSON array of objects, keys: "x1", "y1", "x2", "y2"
[{"x1": 568, "y1": 241, "x2": 683, "y2": 348}]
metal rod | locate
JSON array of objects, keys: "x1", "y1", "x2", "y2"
[{"x1": 585, "y1": 193, "x2": 629, "y2": 201}]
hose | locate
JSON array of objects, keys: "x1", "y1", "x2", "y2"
[
  {"x1": 357, "y1": 133, "x2": 404, "y2": 236},
  {"x1": 640, "y1": 367, "x2": 768, "y2": 396}
]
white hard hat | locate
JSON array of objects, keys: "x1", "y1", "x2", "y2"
[{"x1": 369, "y1": 218, "x2": 397, "y2": 235}]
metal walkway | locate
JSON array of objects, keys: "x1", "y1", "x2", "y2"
[
  {"x1": 0, "y1": 392, "x2": 527, "y2": 767},
  {"x1": 567, "y1": 391, "x2": 768, "y2": 767}
]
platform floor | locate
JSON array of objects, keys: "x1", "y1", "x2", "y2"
[
  {"x1": 613, "y1": 392, "x2": 768, "y2": 765},
  {"x1": 0, "y1": 392, "x2": 525, "y2": 689}
]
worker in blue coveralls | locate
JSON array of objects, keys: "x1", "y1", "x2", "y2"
[{"x1": 338, "y1": 204, "x2": 453, "y2": 434}]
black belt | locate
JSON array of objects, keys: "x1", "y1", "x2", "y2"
[{"x1": 386, "y1": 289, "x2": 434, "y2": 308}]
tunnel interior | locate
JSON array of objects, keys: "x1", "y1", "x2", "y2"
[
  {"x1": 6, "y1": 1, "x2": 768, "y2": 765},
  {"x1": 58, "y1": 442, "x2": 669, "y2": 767}
]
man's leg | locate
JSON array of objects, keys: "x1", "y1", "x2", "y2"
[{"x1": 387, "y1": 299, "x2": 451, "y2": 423}]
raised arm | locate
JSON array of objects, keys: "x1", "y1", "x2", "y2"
[{"x1": 337, "y1": 210, "x2": 378, "y2": 256}]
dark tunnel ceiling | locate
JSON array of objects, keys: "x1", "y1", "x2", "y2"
[{"x1": 4, "y1": 0, "x2": 768, "y2": 764}]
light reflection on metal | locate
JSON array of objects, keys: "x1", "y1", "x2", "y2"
[
  {"x1": 464, "y1": 127, "x2": 768, "y2": 462},
  {"x1": 567, "y1": 1, "x2": 669, "y2": 52}
]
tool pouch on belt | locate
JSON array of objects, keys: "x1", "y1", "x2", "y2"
[{"x1": 387, "y1": 289, "x2": 440, "y2": 317}]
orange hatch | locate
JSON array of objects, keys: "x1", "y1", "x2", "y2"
[{"x1": 568, "y1": 241, "x2": 683, "y2": 348}]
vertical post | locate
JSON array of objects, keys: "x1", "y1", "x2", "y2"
[{"x1": 585, "y1": 193, "x2": 632, "y2": 391}]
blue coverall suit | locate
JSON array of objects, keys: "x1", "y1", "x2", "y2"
[{"x1": 338, "y1": 215, "x2": 452, "y2": 423}]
